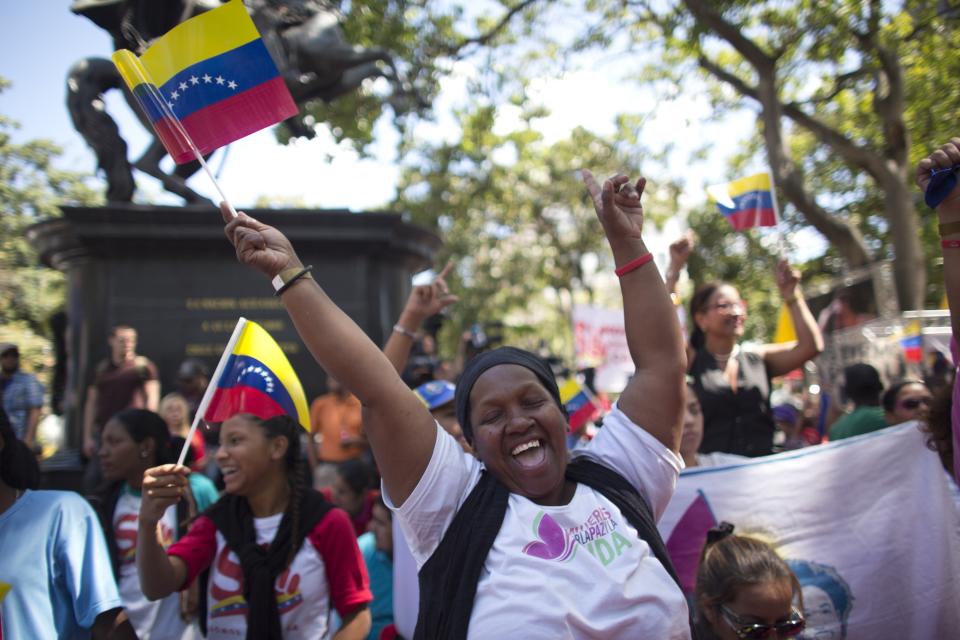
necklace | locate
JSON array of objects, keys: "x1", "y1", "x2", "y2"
[{"x1": 708, "y1": 344, "x2": 740, "y2": 365}]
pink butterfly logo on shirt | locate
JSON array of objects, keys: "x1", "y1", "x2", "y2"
[{"x1": 522, "y1": 513, "x2": 575, "y2": 562}]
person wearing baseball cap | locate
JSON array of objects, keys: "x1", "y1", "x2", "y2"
[
  {"x1": 0, "y1": 343, "x2": 45, "y2": 449},
  {"x1": 414, "y1": 380, "x2": 470, "y2": 453}
]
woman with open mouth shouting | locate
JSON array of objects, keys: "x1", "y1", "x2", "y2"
[{"x1": 217, "y1": 169, "x2": 693, "y2": 638}]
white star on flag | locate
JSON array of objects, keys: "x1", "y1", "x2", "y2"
[
  {"x1": 171, "y1": 90, "x2": 179, "y2": 100},
  {"x1": 216, "y1": 76, "x2": 225, "y2": 85},
  {"x1": 178, "y1": 81, "x2": 188, "y2": 91},
  {"x1": 203, "y1": 74, "x2": 212, "y2": 83},
  {"x1": 190, "y1": 76, "x2": 199, "y2": 85},
  {"x1": 227, "y1": 80, "x2": 238, "y2": 90}
]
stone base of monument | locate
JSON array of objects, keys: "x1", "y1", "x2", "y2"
[{"x1": 28, "y1": 204, "x2": 440, "y2": 487}]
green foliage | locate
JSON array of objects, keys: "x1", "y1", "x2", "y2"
[
  {"x1": 0, "y1": 78, "x2": 101, "y2": 370},
  {"x1": 279, "y1": 1, "x2": 531, "y2": 154},
  {"x1": 393, "y1": 95, "x2": 653, "y2": 357}
]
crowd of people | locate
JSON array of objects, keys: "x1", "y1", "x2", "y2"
[{"x1": 1, "y1": 141, "x2": 958, "y2": 639}]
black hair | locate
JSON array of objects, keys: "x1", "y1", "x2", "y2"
[
  {"x1": 920, "y1": 377, "x2": 954, "y2": 475},
  {"x1": 0, "y1": 408, "x2": 40, "y2": 490},
  {"x1": 336, "y1": 457, "x2": 374, "y2": 497},
  {"x1": 109, "y1": 408, "x2": 177, "y2": 466},
  {"x1": 881, "y1": 379, "x2": 927, "y2": 413},
  {"x1": 689, "y1": 282, "x2": 726, "y2": 350},
  {"x1": 842, "y1": 363, "x2": 884, "y2": 406},
  {"x1": 253, "y1": 414, "x2": 308, "y2": 567}
]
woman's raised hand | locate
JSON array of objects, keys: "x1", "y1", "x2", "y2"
[
  {"x1": 581, "y1": 170, "x2": 647, "y2": 249},
  {"x1": 140, "y1": 464, "x2": 189, "y2": 524},
  {"x1": 221, "y1": 202, "x2": 301, "y2": 278},
  {"x1": 405, "y1": 261, "x2": 459, "y2": 322},
  {"x1": 775, "y1": 259, "x2": 802, "y2": 299}
]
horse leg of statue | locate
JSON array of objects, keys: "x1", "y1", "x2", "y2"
[
  {"x1": 132, "y1": 140, "x2": 212, "y2": 205},
  {"x1": 66, "y1": 57, "x2": 135, "y2": 203}
]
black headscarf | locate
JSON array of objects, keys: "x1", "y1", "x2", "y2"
[{"x1": 455, "y1": 346, "x2": 564, "y2": 443}]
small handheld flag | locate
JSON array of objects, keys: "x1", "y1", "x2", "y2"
[
  {"x1": 900, "y1": 320, "x2": 923, "y2": 364},
  {"x1": 559, "y1": 377, "x2": 601, "y2": 432},
  {"x1": 177, "y1": 317, "x2": 310, "y2": 466},
  {"x1": 112, "y1": 0, "x2": 297, "y2": 164},
  {"x1": 707, "y1": 173, "x2": 779, "y2": 231}
]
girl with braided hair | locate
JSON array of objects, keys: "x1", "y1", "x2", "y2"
[
  {"x1": 95, "y1": 408, "x2": 218, "y2": 639},
  {"x1": 136, "y1": 413, "x2": 372, "y2": 639}
]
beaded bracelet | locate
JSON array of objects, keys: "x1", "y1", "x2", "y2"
[
  {"x1": 614, "y1": 253, "x2": 654, "y2": 277},
  {"x1": 392, "y1": 324, "x2": 417, "y2": 339}
]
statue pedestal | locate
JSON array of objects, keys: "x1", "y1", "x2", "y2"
[{"x1": 28, "y1": 203, "x2": 440, "y2": 482}]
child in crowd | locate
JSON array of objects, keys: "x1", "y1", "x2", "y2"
[
  {"x1": 695, "y1": 522, "x2": 806, "y2": 640},
  {"x1": 159, "y1": 393, "x2": 208, "y2": 471},
  {"x1": 136, "y1": 413, "x2": 372, "y2": 639},
  {"x1": 326, "y1": 458, "x2": 380, "y2": 537}
]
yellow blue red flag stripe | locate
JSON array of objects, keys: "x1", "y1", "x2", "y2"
[
  {"x1": 706, "y1": 173, "x2": 779, "y2": 230},
  {"x1": 203, "y1": 319, "x2": 310, "y2": 431},
  {"x1": 559, "y1": 378, "x2": 600, "y2": 432},
  {"x1": 112, "y1": 0, "x2": 297, "y2": 164}
]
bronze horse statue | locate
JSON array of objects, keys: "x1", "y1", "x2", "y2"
[{"x1": 68, "y1": 0, "x2": 421, "y2": 203}]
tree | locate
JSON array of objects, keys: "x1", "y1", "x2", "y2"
[
  {"x1": 590, "y1": 0, "x2": 960, "y2": 310},
  {"x1": 284, "y1": 0, "x2": 544, "y2": 154},
  {"x1": 0, "y1": 78, "x2": 102, "y2": 371},
  {"x1": 392, "y1": 97, "x2": 676, "y2": 356}
]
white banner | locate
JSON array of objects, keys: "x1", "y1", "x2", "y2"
[
  {"x1": 571, "y1": 304, "x2": 634, "y2": 393},
  {"x1": 658, "y1": 423, "x2": 960, "y2": 639}
]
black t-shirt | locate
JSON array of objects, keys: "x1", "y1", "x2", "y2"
[{"x1": 690, "y1": 347, "x2": 774, "y2": 457}]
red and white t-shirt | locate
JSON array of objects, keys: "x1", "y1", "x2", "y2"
[
  {"x1": 114, "y1": 491, "x2": 200, "y2": 640},
  {"x1": 167, "y1": 507, "x2": 370, "y2": 640}
]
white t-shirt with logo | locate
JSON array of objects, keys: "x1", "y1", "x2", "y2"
[
  {"x1": 386, "y1": 403, "x2": 691, "y2": 639},
  {"x1": 113, "y1": 491, "x2": 200, "y2": 640},
  {"x1": 168, "y1": 506, "x2": 370, "y2": 640}
]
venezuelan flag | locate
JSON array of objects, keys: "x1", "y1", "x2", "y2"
[
  {"x1": 112, "y1": 0, "x2": 297, "y2": 164},
  {"x1": 900, "y1": 320, "x2": 923, "y2": 364},
  {"x1": 203, "y1": 319, "x2": 310, "y2": 431},
  {"x1": 559, "y1": 378, "x2": 600, "y2": 432},
  {"x1": 707, "y1": 173, "x2": 779, "y2": 231}
]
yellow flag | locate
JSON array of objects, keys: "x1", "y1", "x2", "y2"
[
  {"x1": 0, "y1": 581, "x2": 10, "y2": 602},
  {"x1": 773, "y1": 305, "x2": 797, "y2": 344}
]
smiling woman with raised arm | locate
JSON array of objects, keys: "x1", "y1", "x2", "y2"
[{"x1": 219, "y1": 170, "x2": 693, "y2": 639}]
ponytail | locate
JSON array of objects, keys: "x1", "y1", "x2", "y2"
[{"x1": 257, "y1": 414, "x2": 307, "y2": 568}]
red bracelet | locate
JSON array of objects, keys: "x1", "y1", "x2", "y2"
[
  {"x1": 615, "y1": 252, "x2": 654, "y2": 277},
  {"x1": 942, "y1": 239, "x2": 960, "y2": 249}
]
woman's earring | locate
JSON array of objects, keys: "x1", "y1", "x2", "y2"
[{"x1": 140, "y1": 449, "x2": 149, "y2": 459}]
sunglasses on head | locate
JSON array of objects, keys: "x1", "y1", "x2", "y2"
[
  {"x1": 899, "y1": 397, "x2": 930, "y2": 410},
  {"x1": 719, "y1": 604, "x2": 806, "y2": 639}
]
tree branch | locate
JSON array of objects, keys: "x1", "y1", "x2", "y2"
[
  {"x1": 443, "y1": 0, "x2": 544, "y2": 58},
  {"x1": 683, "y1": 0, "x2": 776, "y2": 72}
]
